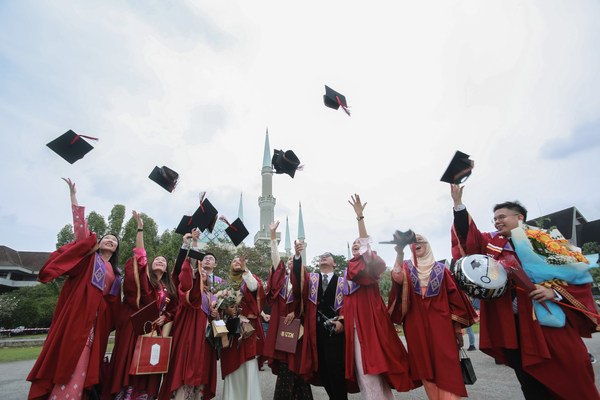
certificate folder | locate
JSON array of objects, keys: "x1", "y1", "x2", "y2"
[{"x1": 275, "y1": 317, "x2": 301, "y2": 353}]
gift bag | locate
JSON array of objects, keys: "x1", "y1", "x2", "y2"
[
  {"x1": 212, "y1": 319, "x2": 229, "y2": 337},
  {"x1": 460, "y1": 347, "x2": 477, "y2": 385},
  {"x1": 129, "y1": 326, "x2": 172, "y2": 375},
  {"x1": 240, "y1": 316, "x2": 256, "y2": 339}
]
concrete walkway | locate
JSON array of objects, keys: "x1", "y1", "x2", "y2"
[{"x1": 3, "y1": 334, "x2": 600, "y2": 399}]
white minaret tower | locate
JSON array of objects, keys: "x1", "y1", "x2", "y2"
[{"x1": 254, "y1": 129, "x2": 280, "y2": 245}]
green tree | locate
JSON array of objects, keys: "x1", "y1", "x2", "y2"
[
  {"x1": 239, "y1": 241, "x2": 272, "y2": 283},
  {"x1": 582, "y1": 242, "x2": 600, "y2": 288},
  {"x1": 108, "y1": 204, "x2": 126, "y2": 237},
  {"x1": 582, "y1": 242, "x2": 600, "y2": 255},
  {"x1": 379, "y1": 270, "x2": 393, "y2": 301},
  {"x1": 0, "y1": 282, "x2": 61, "y2": 328},
  {"x1": 309, "y1": 254, "x2": 348, "y2": 276},
  {"x1": 156, "y1": 228, "x2": 186, "y2": 267},
  {"x1": 86, "y1": 211, "x2": 107, "y2": 237},
  {"x1": 56, "y1": 224, "x2": 75, "y2": 249}
]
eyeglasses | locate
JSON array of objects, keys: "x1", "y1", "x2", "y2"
[
  {"x1": 491, "y1": 214, "x2": 520, "y2": 224},
  {"x1": 203, "y1": 256, "x2": 215, "y2": 261}
]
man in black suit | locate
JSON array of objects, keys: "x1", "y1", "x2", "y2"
[{"x1": 312, "y1": 252, "x2": 347, "y2": 399}]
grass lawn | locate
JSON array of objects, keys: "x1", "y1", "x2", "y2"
[{"x1": 0, "y1": 342, "x2": 115, "y2": 363}]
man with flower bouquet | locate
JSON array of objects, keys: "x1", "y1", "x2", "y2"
[
  {"x1": 450, "y1": 184, "x2": 600, "y2": 400},
  {"x1": 216, "y1": 255, "x2": 265, "y2": 400}
]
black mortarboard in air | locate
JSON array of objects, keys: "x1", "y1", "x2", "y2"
[
  {"x1": 440, "y1": 151, "x2": 474, "y2": 184},
  {"x1": 175, "y1": 215, "x2": 196, "y2": 235},
  {"x1": 221, "y1": 217, "x2": 249, "y2": 246},
  {"x1": 173, "y1": 247, "x2": 205, "y2": 278},
  {"x1": 46, "y1": 130, "x2": 97, "y2": 164},
  {"x1": 272, "y1": 149, "x2": 301, "y2": 178},
  {"x1": 149, "y1": 166, "x2": 179, "y2": 193},
  {"x1": 193, "y1": 198, "x2": 219, "y2": 233},
  {"x1": 379, "y1": 230, "x2": 416, "y2": 247},
  {"x1": 323, "y1": 85, "x2": 350, "y2": 116}
]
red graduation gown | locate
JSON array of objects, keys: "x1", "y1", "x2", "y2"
[
  {"x1": 220, "y1": 274, "x2": 265, "y2": 378},
  {"x1": 344, "y1": 252, "x2": 414, "y2": 392},
  {"x1": 159, "y1": 260, "x2": 217, "y2": 400},
  {"x1": 451, "y1": 212, "x2": 600, "y2": 399},
  {"x1": 388, "y1": 261, "x2": 478, "y2": 397},
  {"x1": 103, "y1": 253, "x2": 178, "y2": 399},
  {"x1": 264, "y1": 260, "x2": 304, "y2": 375},
  {"x1": 27, "y1": 234, "x2": 121, "y2": 400}
]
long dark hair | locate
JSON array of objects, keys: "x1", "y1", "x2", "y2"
[
  {"x1": 148, "y1": 255, "x2": 177, "y2": 298},
  {"x1": 99, "y1": 233, "x2": 120, "y2": 274}
]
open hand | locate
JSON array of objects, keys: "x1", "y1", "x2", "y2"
[{"x1": 348, "y1": 194, "x2": 367, "y2": 217}]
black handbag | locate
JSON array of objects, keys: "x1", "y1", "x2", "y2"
[{"x1": 460, "y1": 347, "x2": 477, "y2": 385}]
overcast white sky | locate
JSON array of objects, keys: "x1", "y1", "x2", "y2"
[{"x1": 1, "y1": 1, "x2": 599, "y2": 266}]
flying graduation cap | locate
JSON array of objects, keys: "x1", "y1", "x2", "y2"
[
  {"x1": 149, "y1": 166, "x2": 179, "y2": 193},
  {"x1": 175, "y1": 196, "x2": 219, "y2": 235},
  {"x1": 440, "y1": 151, "x2": 474, "y2": 184},
  {"x1": 173, "y1": 247, "x2": 205, "y2": 279},
  {"x1": 46, "y1": 130, "x2": 98, "y2": 164},
  {"x1": 220, "y1": 216, "x2": 249, "y2": 246},
  {"x1": 272, "y1": 149, "x2": 302, "y2": 178},
  {"x1": 323, "y1": 85, "x2": 350, "y2": 116}
]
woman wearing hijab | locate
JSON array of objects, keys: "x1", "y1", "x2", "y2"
[
  {"x1": 219, "y1": 255, "x2": 265, "y2": 400},
  {"x1": 28, "y1": 178, "x2": 122, "y2": 400},
  {"x1": 388, "y1": 233, "x2": 478, "y2": 399}
]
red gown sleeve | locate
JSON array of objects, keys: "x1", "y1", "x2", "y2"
[
  {"x1": 72, "y1": 204, "x2": 91, "y2": 241},
  {"x1": 347, "y1": 251, "x2": 387, "y2": 286},
  {"x1": 38, "y1": 233, "x2": 97, "y2": 282},
  {"x1": 266, "y1": 261, "x2": 286, "y2": 305}
]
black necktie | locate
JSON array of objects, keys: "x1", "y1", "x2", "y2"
[{"x1": 322, "y1": 274, "x2": 329, "y2": 294}]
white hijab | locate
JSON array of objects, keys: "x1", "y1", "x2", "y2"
[{"x1": 411, "y1": 234, "x2": 436, "y2": 287}]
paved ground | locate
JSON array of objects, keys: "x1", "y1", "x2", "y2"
[{"x1": 3, "y1": 334, "x2": 600, "y2": 399}]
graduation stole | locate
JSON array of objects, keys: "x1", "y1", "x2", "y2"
[
  {"x1": 279, "y1": 274, "x2": 294, "y2": 304},
  {"x1": 308, "y1": 272, "x2": 345, "y2": 311},
  {"x1": 201, "y1": 290, "x2": 211, "y2": 316},
  {"x1": 91, "y1": 252, "x2": 121, "y2": 296},
  {"x1": 406, "y1": 260, "x2": 444, "y2": 297},
  {"x1": 486, "y1": 233, "x2": 511, "y2": 260}
]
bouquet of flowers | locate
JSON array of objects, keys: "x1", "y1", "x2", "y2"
[
  {"x1": 511, "y1": 222, "x2": 597, "y2": 327},
  {"x1": 212, "y1": 282, "x2": 242, "y2": 311},
  {"x1": 524, "y1": 226, "x2": 589, "y2": 265}
]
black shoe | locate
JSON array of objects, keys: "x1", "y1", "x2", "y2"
[{"x1": 467, "y1": 345, "x2": 476, "y2": 351}]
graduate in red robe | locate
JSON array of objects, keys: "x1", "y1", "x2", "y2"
[
  {"x1": 27, "y1": 178, "x2": 122, "y2": 400},
  {"x1": 344, "y1": 194, "x2": 413, "y2": 400},
  {"x1": 450, "y1": 184, "x2": 600, "y2": 400},
  {"x1": 103, "y1": 210, "x2": 178, "y2": 400},
  {"x1": 219, "y1": 255, "x2": 265, "y2": 400},
  {"x1": 264, "y1": 221, "x2": 313, "y2": 400},
  {"x1": 158, "y1": 256, "x2": 217, "y2": 400},
  {"x1": 388, "y1": 233, "x2": 477, "y2": 399}
]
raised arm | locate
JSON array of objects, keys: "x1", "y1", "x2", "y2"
[
  {"x1": 132, "y1": 210, "x2": 144, "y2": 250},
  {"x1": 240, "y1": 254, "x2": 259, "y2": 292},
  {"x1": 348, "y1": 194, "x2": 368, "y2": 239},
  {"x1": 270, "y1": 221, "x2": 281, "y2": 268},
  {"x1": 62, "y1": 177, "x2": 90, "y2": 241}
]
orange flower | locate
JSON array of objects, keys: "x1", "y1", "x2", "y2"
[
  {"x1": 526, "y1": 229, "x2": 541, "y2": 239},
  {"x1": 538, "y1": 233, "x2": 552, "y2": 244},
  {"x1": 546, "y1": 241, "x2": 561, "y2": 252}
]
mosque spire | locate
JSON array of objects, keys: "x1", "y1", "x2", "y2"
[
  {"x1": 262, "y1": 128, "x2": 271, "y2": 169},
  {"x1": 238, "y1": 192, "x2": 244, "y2": 222},
  {"x1": 254, "y1": 128, "x2": 279, "y2": 245},
  {"x1": 285, "y1": 217, "x2": 291, "y2": 256},
  {"x1": 298, "y1": 202, "x2": 305, "y2": 240}
]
